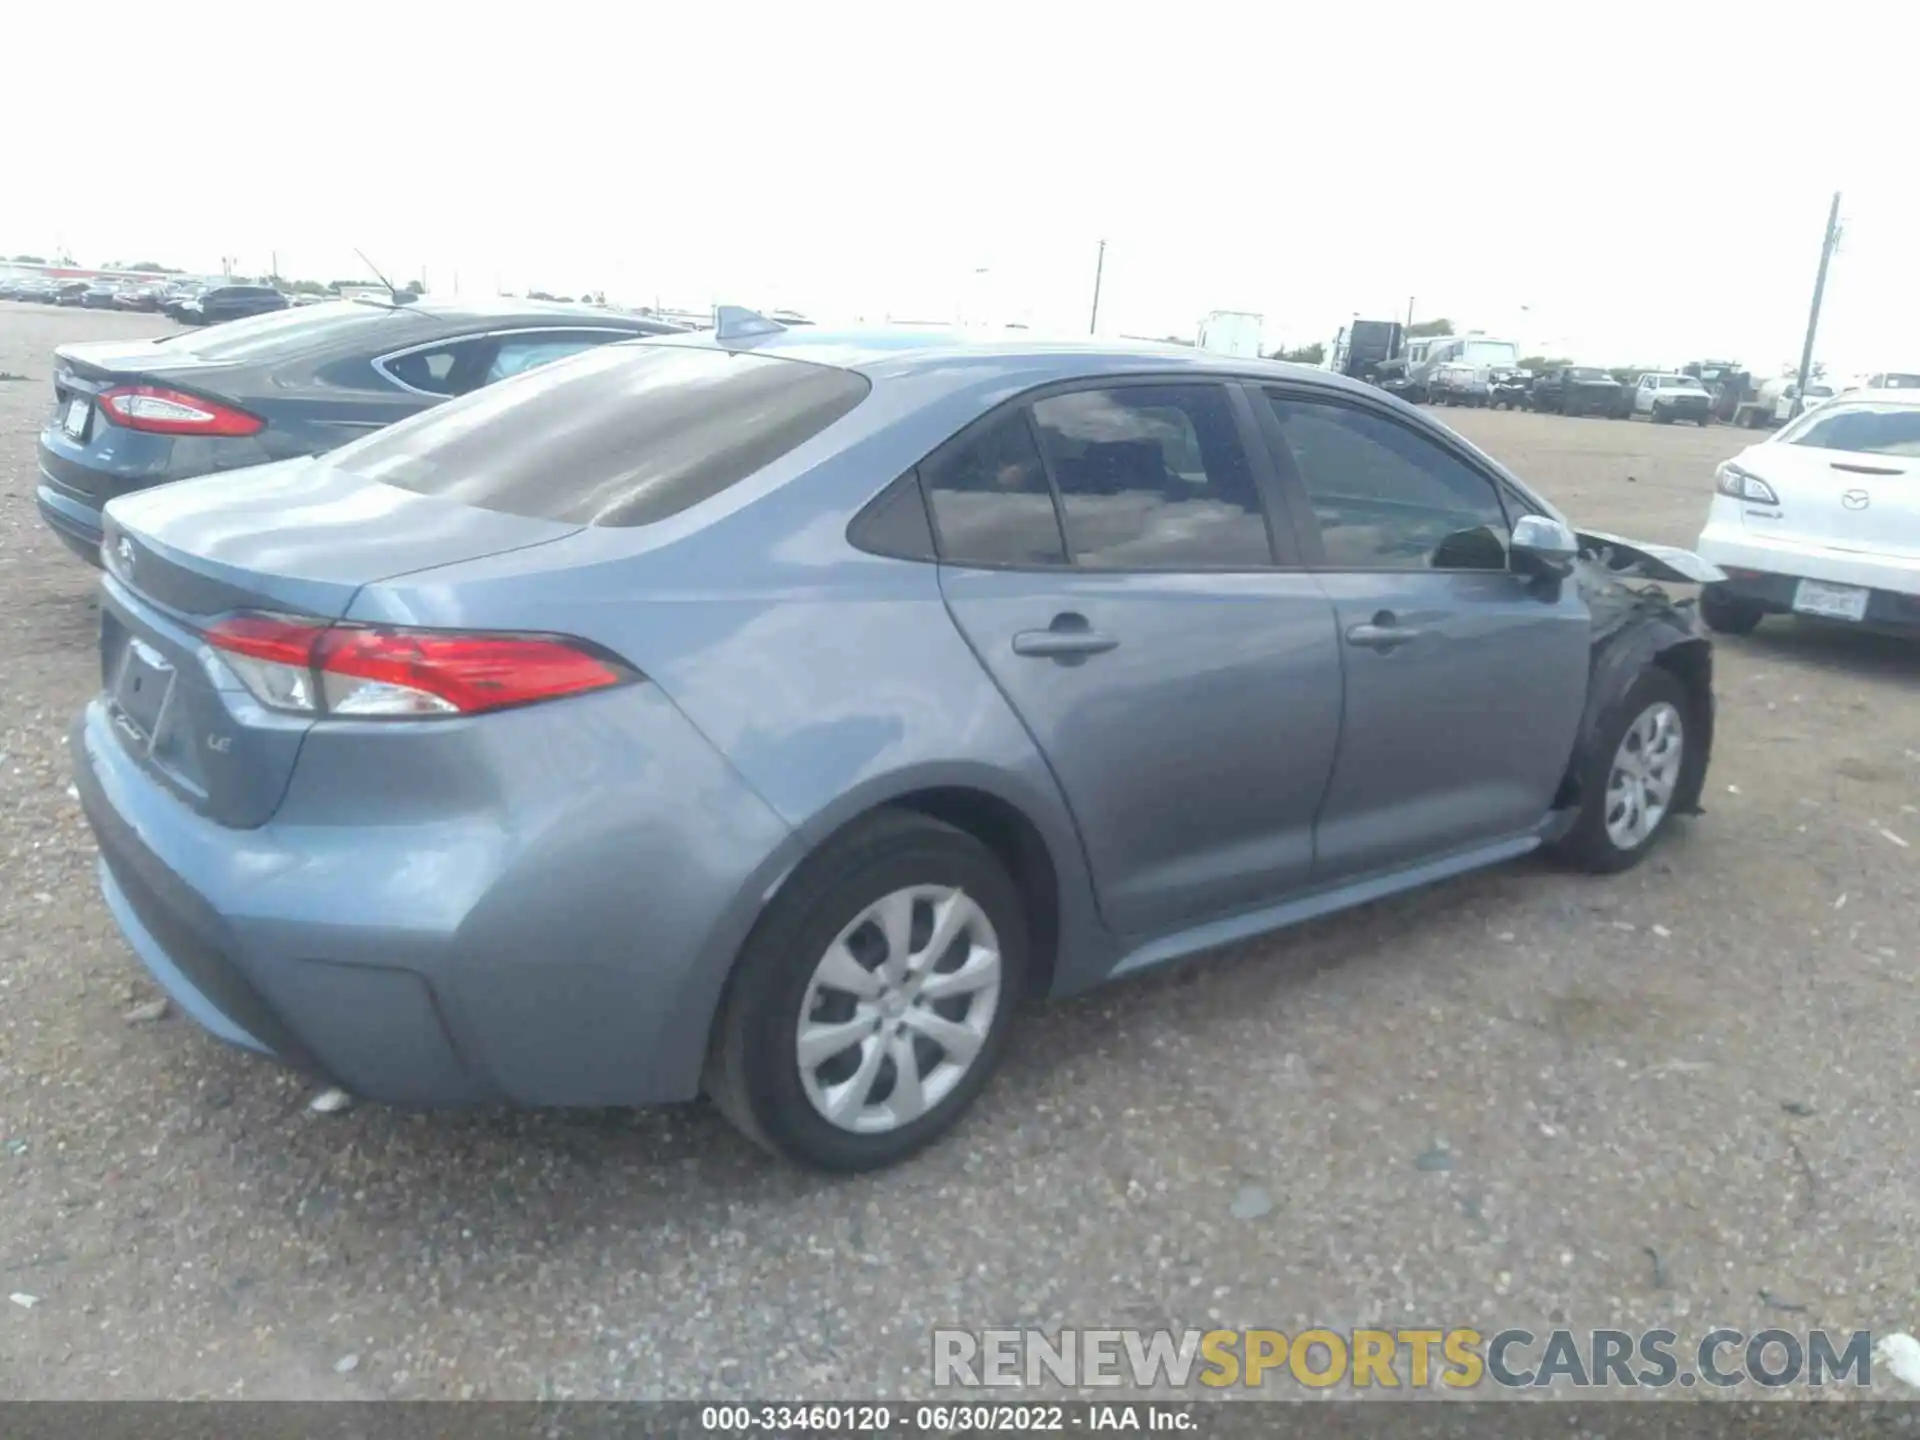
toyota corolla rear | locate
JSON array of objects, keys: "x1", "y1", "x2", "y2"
[
  {"x1": 71, "y1": 339, "x2": 874, "y2": 1107},
  {"x1": 1696, "y1": 394, "x2": 1920, "y2": 629}
]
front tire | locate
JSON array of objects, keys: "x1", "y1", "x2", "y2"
[
  {"x1": 1548, "y1": 667, "x2": 1694, "y2": 875},
  {"x1": 706, "y1": 809, "x2": 1028, "y2": 1172},
  {"x1": 1700, "y1": 583, "x2": 1765, "y2": 636}
]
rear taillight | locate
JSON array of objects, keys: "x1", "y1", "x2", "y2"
[
  {"x1": 97, "y1": 384, "x2": 264, "y2": 437},
  {"x1": 205, "y1": 615, "x2": 636, "y2": 719},
  {"x1": 1714, "y1": 462, "x2": 1780, "y2": 505}
]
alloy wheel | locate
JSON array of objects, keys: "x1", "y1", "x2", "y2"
[
  {"x1": 795, "y1": 886, "x2": 1002, "y2": 1134},
  {"x1": 1605, "y1": 701, "x2": 1685, "y2": 851}
]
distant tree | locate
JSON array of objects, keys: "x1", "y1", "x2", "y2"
[
  {"x1": 1405, "y1": 318, "x2": 1454, "y2": 338},
  {"x1": 283, "y1": 278, "x2": 330, "y2": 296},
  {"x1": 120, "y1": 260, "x2": 181, "y2": 273},
  {"x1": 11, "y1": 254, "x2": 46, "y2": 263},
  {"x1": 527, "y1": 290, "x2": 559, "y2": 302},
  {"x1": 1519, "y1": 355, "x2": 1569, "y2": 373},
  {"x1": 1271, "y1": 342, "x2": 1325, "y2": 365},
  {"x1": 402, "y1": 279, "x2": 424, "y2": 296}
]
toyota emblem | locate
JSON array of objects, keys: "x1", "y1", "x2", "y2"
[
  {"x1": 115, "y1": 536, "x2": 136, "y2": 572},
  {"x1": 1841, "y1": 489, "x2": 1871, "y2": 511}
]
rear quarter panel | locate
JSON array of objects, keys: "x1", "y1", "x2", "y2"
[{"x1": 343, "y1": 392, "x2": 1115, "y2": 1011}]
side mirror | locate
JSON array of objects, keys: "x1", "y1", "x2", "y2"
[{"x1": 1510, "y1": 514, "x2": 1579, "y2": 580}]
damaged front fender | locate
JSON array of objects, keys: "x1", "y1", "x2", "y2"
[
  {"x1": 1554, "y1": 554, "x2": 1717, "y2": 826},
  {"x1": 1576, "y1": 528, "x2": 1728, "y2": 586}
]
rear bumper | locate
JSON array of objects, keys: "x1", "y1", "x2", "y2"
[
  {"x1": 1697, "y1": 521, "x2": 1920, "y2": 598},
  {"x1": 1709, "y1": 569, "x2": 1920, "y2": 630},
  {"x1": 70, "y1": 682, "x2": 800, "y2": 1109},
  {"x1": 35, "y1": 481, "x2": 104, "y2": 564}
]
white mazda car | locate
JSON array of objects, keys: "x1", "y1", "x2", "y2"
[{"x1": 1695, "y1": 389, "x2": 1920, "y2": 635}]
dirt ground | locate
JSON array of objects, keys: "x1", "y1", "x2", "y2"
[{"x1": 1, "y1": 304, "x2": 1915, "y2": 1401}]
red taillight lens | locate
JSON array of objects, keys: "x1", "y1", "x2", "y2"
[
  {"x1": 97, "y1": 384, "x2": 264, "y2": 437},
  {"x1": 204, "y1": 615, "x2": 635, "y2": 718}
]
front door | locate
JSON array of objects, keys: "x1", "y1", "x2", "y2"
[
  {"x1": 930, "y1": 383, "x2": 1345, "y2": 938},
  {"x1": 1258, "y1": 389, "x2": 1591, "y2": 881}
]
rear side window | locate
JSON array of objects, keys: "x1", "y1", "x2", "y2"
[
  {"x1": 382, "y1": 343, "x2": 469, "y2": 395},
  {"x1": 923, "y1": 410, "x2": 1066, "y2": 567},
  {"x1": 1031, "y1": 385, "x2": 1271, "y2": 568},
  {"x1": 338, "y1": 344, "x2": 870, "y2": 527},
  {"x1": 1784, "y1": 404, "x2": 1920, "y2": 457}
]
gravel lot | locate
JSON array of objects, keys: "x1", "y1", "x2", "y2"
[{"x1": 2, "y1": 303, "x2": 1915, "y2": 1401}]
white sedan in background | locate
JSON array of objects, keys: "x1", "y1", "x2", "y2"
[{"x1": 1696, "y1": 390, "x2": 1920, "y2": 635}]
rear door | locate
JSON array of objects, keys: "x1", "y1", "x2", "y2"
[
  {"x1": 1760, "y1": 401, "x2": 1920, "y2": 556},
  {"x1": 1256, "y1": 387, "x2": 1590, "y2": 882},
  {"x1": 934, "y1": 380, "x2": 1344, "y2": 938}
]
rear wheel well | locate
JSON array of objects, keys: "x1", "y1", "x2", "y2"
[{"x1": 885, "y1": 788, "x2": 1060, "y2": 998}]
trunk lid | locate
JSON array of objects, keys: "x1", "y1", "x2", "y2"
[
  {"x1": 97, "y1": 458, "x2": 584, "y2": 827},
  {"x1": 53, "y1": 336, "x2": 246, "y2": 405},
  {"x1": 1748, "y1": 402, "x2": 1920, "y2": 556},
  {"x1": 1759, "y1": 446, "x2": 1919, "y2": 555}
]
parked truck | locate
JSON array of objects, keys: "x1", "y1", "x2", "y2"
[
  {"x1": 1197, "y1": 310, "x2": 1265, "y2": 359},
  {"x1": 1325, "y1": 318, "x2": 1404, "y2": 382}
]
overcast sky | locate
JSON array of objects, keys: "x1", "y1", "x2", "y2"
[{"x1": 4, "y1": 3, "x2": 1914, "y2": 374}]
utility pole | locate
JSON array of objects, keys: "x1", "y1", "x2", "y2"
[
  {"x1": 1790, "y1": 191, "x2": 1843, "y2": 423},
  {"x1": 270, "y1": 250, "x2": 278, "y2": 282},
  {"x1": 1088, "y1": 239, "x2": 1106, "y2": 335}
]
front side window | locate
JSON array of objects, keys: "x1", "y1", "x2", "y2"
[
  {"x1": 1266, "y1": 395, "x2": 1511, "y2": 571},
  {"x1": 922, "y1": 410, "x2": 1066, "y2": 567},
  {"x1": 1030, "y1": 385, "x2": 1271, "y2": 569}
]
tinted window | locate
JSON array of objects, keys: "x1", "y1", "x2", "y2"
[
  {"x1": 1266, "y1": 396, "x2": 1511, "y2": 571},
  {"x1": 483, "y1": 332, "x2": 616, "y2": 384},
  {"x1": 1030, "y1": 385, "x2": 1270, "y2": 569},
  {"x1": 339, "y1": 344, "x2": 870, "y2": 527},
  {"x1": 383, "y1": 342, "x2": 472, "y2": 396},
  {"x1": 923, "y1": 410, "x2": 1065, "y2": 567},
  {"x1": 849, "y1": 472, "x2": 937, "y2": 562},
  {"x1": 1784, "y1": 404, "x2": 1920, "y2": 457}
]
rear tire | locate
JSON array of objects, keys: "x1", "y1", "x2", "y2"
[
  {"x1": 705, "y1": 809, "x2": 1028, "y2": 1172},
  {"x1": 1700, "y1": 583, "x2": 1765, "y2": 636},
  {"x1": 1548, "y1": 667, "x2": 1695, "y2": 875}
]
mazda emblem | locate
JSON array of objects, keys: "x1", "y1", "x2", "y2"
[{"x1": 1841, "y1": 489, "x2": 1871, "y2": 511}]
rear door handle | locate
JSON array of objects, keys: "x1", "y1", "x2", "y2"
[
  {"x1": 1345, "y1": 613, "x2": 1424, "y2": 651},
  {"x1": 1012, "y1": 615, "x2": 1119, "y2": 659}
]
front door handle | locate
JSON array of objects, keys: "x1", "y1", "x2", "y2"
[
  {"x1": 1345, "y1": 612, "x2": 1424, "y2": 651},
  {"x1": 1013, "y1": 614, "x2": 1119, "y2": 659}
]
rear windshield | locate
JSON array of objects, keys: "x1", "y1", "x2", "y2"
[
  {"x1": 1569, "y1": 367, "x2": 1609, "y2": 380},
  {"x1": 336, "y1": 343, "x2": 871, "y2": 527},
  {"x1": 1877, "y1": 374, "x2": 1920, "y2": 389},
  {"x1": 153, "y1": 300, "x2": 422, "y2": 360},
  {"x1": 1784, "y1": 404, "x2": 1920, "y2": 457}
]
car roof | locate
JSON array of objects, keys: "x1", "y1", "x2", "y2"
[
  {"x1": 652, "y1": 324, "x2": 1378, "y2": 395},
  {"x1": 364, "y1": 296, "x2": 687, "y2": 330},
  {"x1": 1827, "y1": 386, "x2": 1920, "y2": 406}
]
